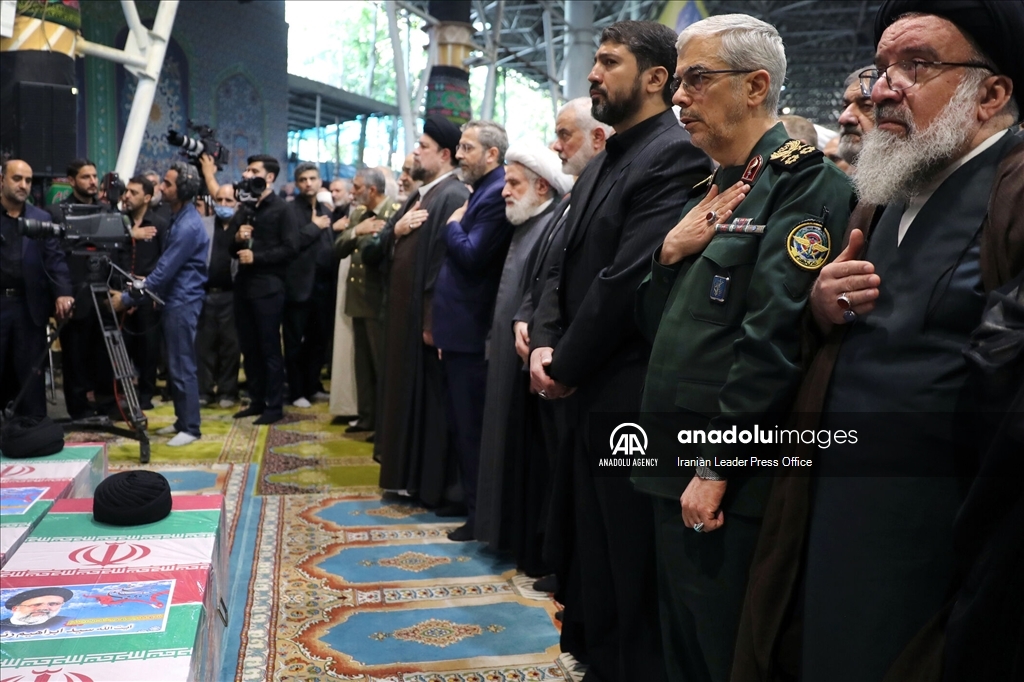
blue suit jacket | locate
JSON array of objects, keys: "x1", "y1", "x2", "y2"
[
  {"x1": 19, "y1": 203, "x2": 73, "y2": 327},
  {"x1": 432, "y1": 166, "x2": 511, "y2": 353}
]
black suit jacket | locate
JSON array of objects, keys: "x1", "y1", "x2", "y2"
[
  {"x1": 286, "y1": 198, "x2": 332, "y2": 302},
  {"x1": 531, "y1": 108, "x2": 712, "y2": 391},
  {"x1": 230, "y1": 192, "x2": 299, "y2": 299},
  {"x1": 16, "y1": 203, "x2": 73, "y2": 327},
  {"x1": 515, "y1": 194, "x2": 572, "y2": 327}
]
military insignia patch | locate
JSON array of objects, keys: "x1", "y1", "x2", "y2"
[
  {"x1": 715, "y1": 218, "x2": 766, "y2": 234},
  {"x1": 709, "y1": 274, "x2": 730, "y2": 303},
  {"x1": 741, "y1": 155, "x2": 763, "y2": 183},
  {"x1": 787, "y1": 221, "x2": 831, "y2": 270},
  {"x1": 768, "y1": 139, "x2": 823, "y2": 171}
]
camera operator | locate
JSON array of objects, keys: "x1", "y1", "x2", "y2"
[
  {"x1": 231, "y1": 154, "x2": 298, "y2": 425},
  {"x1": 47, "y1": 158, "x2": 115, "y2": 419},
  {"x1": 118, "y1": 176, "x2": 168, "y2": 410},
  {"x1": 112, "y1": 162, "x2": 209, "y2": 447},
  {"x1": 196, "y1": 184, "x2": 241, "y2": 408},
  {"x1": 198, "y1": 153, "x2": 221, "y2": 199},
  {"x1": 285, "y1": 163, "x2": 334, "y2": 408},
  {"x1": 0, "y1": 159, "x2": 73, "y2": 418}
]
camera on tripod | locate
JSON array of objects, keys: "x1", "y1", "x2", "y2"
[
  {"x1": 166, "y1": 121, "x2": 229, "y2": 169},
  {"x1": 19, "y1": 205, "x2": 130, "y2": 252}
]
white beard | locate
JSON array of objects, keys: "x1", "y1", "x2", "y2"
[
  {"x1": 505, "y1": 184, "x2": 542, "y2": 225},
  {"x1": 561, "y1": 144, "x2": 592, "y2": 177},
  {"x1": 854, "y1": 75, "x2": 981, "y2": 206},
  {"x1": 10, "y1": 612, "x2": 54, "y2": 625}
]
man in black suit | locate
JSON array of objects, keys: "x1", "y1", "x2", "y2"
[
  {"x1": 230, "y1": 154, "x2": 298, "y2": 425},
  {"x1": 284, "y1": 162, "x2": 334, "y2": 409},
  {"x1": 119, "y1": 175, "x2": 168, "y2": 410},
  {"x1": 528, "y1": 20, "x2": 713, "y2": 682},
  {"x1": 0, "y1": 159, "x2": 74, "y2": 417}
]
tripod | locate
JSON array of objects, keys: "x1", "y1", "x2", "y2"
[{"x1": 2, "y1": 255, "x2": 161, "y2": 463}]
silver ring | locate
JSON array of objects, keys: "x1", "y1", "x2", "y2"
[
  {"x1": 538, "y1": 390, "x2": 549, "y2": 399},
  {"x1": 693, "y1": 522, "x2": 704, "y2": 533},
  {"x1": 705, "y1": 211, "x2": 718, "y2": 224},
  {"x1": 843, "y1": 309, "x2": 857, "y2": 323},
  {"x1": 836, "y1": 293, "x2": 852, "y2": 310}
]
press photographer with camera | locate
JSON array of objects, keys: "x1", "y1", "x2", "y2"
[
  {"x1": 230, "y1": 154, "x2": 298, "y2": 425},
  {"x1": 0, "y1": 159, "x2": 73, "y2": 418},
  {"x1": 111, "y1": 162, "x2": 209, "y2": 447},
  {"x1": 119, "y1": 176, "x2": 169, "y2": 410},
  {"x1": 47, "y1": 158, "x2": 116, "y2": 419}
]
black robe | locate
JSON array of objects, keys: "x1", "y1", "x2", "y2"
[{"x1": 373, "y1": 174, "x2": 470, "y2": 504}]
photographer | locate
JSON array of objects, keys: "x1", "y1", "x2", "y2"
[
  {"x1": 112, "y1": 162, "x2": 209, "y2": 447},
  {"x1": 285, "y1": 162, "x2": 334, "y2": 408},
  {"x1": 48, "y1": 158, "x2": 115, "y2": 419},
  {"x1": 231, "y1": 154, "x2": 298, "y2": 425},
  {"x1": 0, "y1": 159, "x2": 73, "y2": 417},
  {"x1": 119, "y1": 176, "x2": 168, "y2": 410}
]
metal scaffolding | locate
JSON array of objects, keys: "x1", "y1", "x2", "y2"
[{"x1": 401, "y1": 0, "x2": 880, "y2": 126}]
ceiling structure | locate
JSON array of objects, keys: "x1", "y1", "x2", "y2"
[
  {"x1": 288, "y1": 75, "x2": 400, "y2": 132},
  {"x1": 402, "y1": 0, "x2": 882, "y2": 126}
]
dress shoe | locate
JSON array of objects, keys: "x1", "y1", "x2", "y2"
[
  {"x1": 345, "y1": 424, "x2": 372, "y2": 433},
  {"x1": 330, "y1": 415, "x2": 357, "y2": 426},
  {"x1": 233, "y1": 406, "x2": 264, "y2": 419},
  {"x1": 533, "y1": 574, "x2": 558, "y2": 593},
  {"x1": 253, "y1": 411, "x2": 283, "y2": 425},
  {"x1": 555, "y1": 609, "x2": 564, "y2": 622},
  {"x1": 435, "y1": 503, "x2": 468, "y2": 518},
  {"x1": 447, "y1": 523, "x2": 474, "y2": 542},
  {"x1": 366, "y1": 433, "x2": 375, "y2": 443}
]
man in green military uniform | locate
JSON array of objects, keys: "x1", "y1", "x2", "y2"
[
  {"x1": 334, "y1": 167, "x2": 401, "y2": 435},
  {"x1": 631, "y1": 14, "x2": 854, "y2": 682}
]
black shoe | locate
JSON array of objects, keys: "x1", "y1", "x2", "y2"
[
  {"x1": 233, "y1": 406, "x2": 264, "y2": 419},
  {"x1": 138, "y1": 400, "x2": 154, "y2": 410},
  {"x1": 253, "y1": 411, "x2": 283, "y2": 425},
  {"x1": 366, "y1": 434, "x2": 375, "y2": 443},
  {"x1": 447, "y1": 522, "x2": 474, "y2": 542},
  {"x1": 346, "y1": 424, "x2": 372, "y2": 433},
  {"x1": 533, "y1": 574, "x2": 558, "y2": 593},
  {"x1": 435, "y1": 502, "x2": 468, "y2": 518},
  {"x1": 554, "y1": 609, "x2": 564, "y2": 622},
  {"x1": 330, "y1": 416, "x2": 353, "y2": 426}
]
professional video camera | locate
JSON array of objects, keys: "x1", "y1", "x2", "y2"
[
  {"x1": 101, "y1": 171, "x2": 126, "y2": 208},
  {"x1": 234, "y1": 175, "x2": 266, "y2": 206},
  {"x1": 166, "y1": 120, "x2": 229, "y2": 169},
  {"x1": 19, "y1": 205, "x2": 131, "y2": 252}
]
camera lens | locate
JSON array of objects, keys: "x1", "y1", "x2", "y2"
[{"x1": 19, "y1": 218, "x2": 62, "y2": 239}]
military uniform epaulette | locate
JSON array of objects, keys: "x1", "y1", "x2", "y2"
[{"x1": 767, "y1": 139, "x2": 823, "y2": 172}]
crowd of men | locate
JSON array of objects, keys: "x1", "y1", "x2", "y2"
[{"x1": 1, "y1": 0, "x2": 1021, "y2": 679}]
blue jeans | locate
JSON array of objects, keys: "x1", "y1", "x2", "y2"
[{"x1": 163, "y1": 300, "x2": 203, "y2": 436}]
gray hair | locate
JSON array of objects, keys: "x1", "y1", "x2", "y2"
[
  {"x1": 462, "y1": 120, "x2": 509, "y2": 164},
  {"x1": 169, "y1": 161, "x2": 202, "y2": 202},
  {"x1": 677, "y1": 14, "x2": 787, "y2": 115},
  {"x1": 358, "y1": 167, "x2": 386, "y2": 196},
  {"x1": 557, "y1": 97, "x2": 614, "y2": 137},
  {"x1": 844, "y1": 66, "x2": 873, "y2": 90}
]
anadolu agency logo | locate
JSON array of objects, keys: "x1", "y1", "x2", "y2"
[{"x1": 599, "y1": 423, "x2": 658, "y2": 468}]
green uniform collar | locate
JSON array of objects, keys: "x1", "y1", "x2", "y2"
[{"x1": 714, "y1": 122, "x2": 790, "y2": 190}]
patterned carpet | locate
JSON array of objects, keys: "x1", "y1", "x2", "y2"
[{"x1": 70, "y1": 397, "x2": 569, "y2": 681}]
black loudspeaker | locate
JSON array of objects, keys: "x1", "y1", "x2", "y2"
[{"x1": 13, "y1": 82, "x2": 78, "y2": 177}]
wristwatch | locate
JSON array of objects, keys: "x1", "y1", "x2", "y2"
[{"x1": 695, "y1": 466, "x2": 724, "y2": 481}]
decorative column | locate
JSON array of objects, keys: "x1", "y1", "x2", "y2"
[{"x1": 425, "y1": 1, "x2": 472, "y2": 125}]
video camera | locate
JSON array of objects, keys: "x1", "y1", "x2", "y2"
[
  {"x1": 166, "y1": 121, "x2": 229, "y2": 169},
  {"x1": 19, "y1": 205, "x2": 130, "y2": 252},
  {"x1": 234, "y1": 176, "x2": 266, "y2": 206}
]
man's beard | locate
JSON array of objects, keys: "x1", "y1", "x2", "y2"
[
  {"x1": 411, "y1": 164, "x2": 428, "y2": 182},
  {"x1": 591, "y1": 77, "x2": 642, "y2": 127},
  {"x1": 10, "y1": 612, "x2": 54, "y2": 625},
  {"x1": 460, "y1": 160, "x2": 488, "y2": 185},
  {"x1": 505, "y1": 184, "x2": 542, "y2": 225},
  {"x1": 561, "y1": 143, "x2": 592, "y2": 177},
  {"x1": 837, "y1": 129, "x2": 862, "y2": 165},
  {"x1": 854, "y1": 76, "x2": 980, "y2": 206}
]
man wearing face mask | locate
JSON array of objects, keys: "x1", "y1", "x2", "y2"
[{"x1": 197, "y1": 184, "x2": 241, "y2": 409}]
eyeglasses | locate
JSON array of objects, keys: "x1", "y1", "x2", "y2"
[
  {"x1": 670, "y1": 69, "x2": 755, "y2": 95},
  {"x1": 858, "y1": 60, "x2": 994, "y2": 97},
  {"x1": 456, "y1": 142, "x2": 477, "y2": 154}
]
